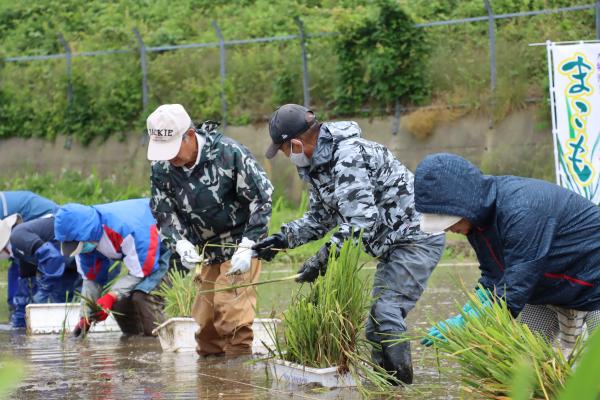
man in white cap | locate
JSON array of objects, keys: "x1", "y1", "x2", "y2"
[{"x1": 147, "y1": 104, "x2": 273, "y2": 357}]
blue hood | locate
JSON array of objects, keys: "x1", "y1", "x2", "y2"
[
  {"x1": 54, "y1": 203, "x2": 103, "y2": 242},
  {"x1": 415, "y1": 153, "x2": 497, "y2": 227}
]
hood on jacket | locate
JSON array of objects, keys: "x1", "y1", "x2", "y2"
[
  {"x1": 296, "y1": 121, "x2": 362, "y2": 180},
  {"x1": 54, "y1": 203, "x2": 103, "y2": 242},
  {"x1": 311, "y1": 121, "x2": 361, "y2": 167},
  {"x1": 414, "y1": 153, "x2": 496, "y2": 227}
]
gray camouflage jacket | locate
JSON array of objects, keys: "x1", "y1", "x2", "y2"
[
  {"x1": 150, "y1": 122, "x2": 273, "y2": 264},
  {"x1": 281, "y1": 121, "x2": 431, "y2": 260}
]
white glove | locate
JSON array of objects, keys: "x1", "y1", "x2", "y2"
[
  {"x1": 226, "y1": 237, "x2": 255, "y2": 276},
  {"x1": 175, "y1": 240, "x2": 203, "y2": 270}
]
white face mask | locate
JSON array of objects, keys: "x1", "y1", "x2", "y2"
[{"x1": 289, "y1": 140, "x2": 311, "y2": 168}]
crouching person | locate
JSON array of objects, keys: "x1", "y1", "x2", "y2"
[
  {"x1": 0, "y1": 191, "x2": 58, "y2": 327},
  {"x1": 55, "y1": 199, "x2": 170, "y2": 337},
  {"x1": 253, "y1": 104, "x2": 445, "y2": 383},
  {"x1": 414, "y1": 153, "x2": 600, "y2": 356},
  {"x1": 146, "y1": 104, "x2": 273, "y2": 357},
  {"x1": 9, "y1": 216, "x2": 82, "y2": 306}
]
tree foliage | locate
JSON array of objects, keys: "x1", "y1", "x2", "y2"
[{"x1": 0, "y1": 0, "x2": 596, "y2": 143}]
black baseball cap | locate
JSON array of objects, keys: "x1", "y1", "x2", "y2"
[{"x1": 265, "y1": 104, "x2": 314, "y2": 159}]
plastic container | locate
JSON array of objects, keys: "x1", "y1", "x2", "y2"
[
  {"x1": 251, "y1": 318, "x2": 280, "y2": 355},
  {"x1": 269, "y1": 359, "x2": 357, "y2": 387},
  {"x1": 152, "y1": 317, "x2": 198, "y2": 352},
  {"x1": 153, "y1": 317, "x2": 281, "y2": 353},
  {"x1": 26, "y1": 303, "x2": 120, "y2": 335}
]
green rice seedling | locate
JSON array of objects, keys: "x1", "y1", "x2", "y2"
[
  {"x1": 60, "y1": 290, "x2": 72, "y2": 342},
  {"x1": 428, "y1": 286, "x2": 579, "y2": 399},
  {"x1": 508, "y1": 325, "x2": 600, "y2": 400},
  {"x1": 271, "y1": 235, "x2": 398, "y2": 394},
  {"x1": 154, "y1": 268, "x2": 197, "y2": 318}
]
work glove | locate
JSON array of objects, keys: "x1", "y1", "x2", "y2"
[
  {"x1": 226, "y1": 237, "x2": 255, "y2": 276},
  {"x1": 176, "y1": 239, "x2": 203, "y2": 270},
  {"x1": 421, "y1": 288, "x2": 492, "y2": 347},
  {"x1": 72, "y1": 317, "x2": 92, "y2": 337},
  {"x1": 93, "y1": 293, "x2": 117, "y2": 322},
  {"x1": 296, "y1": 244, "x2": 330, "y2": 283},
  {"x1": 35, "y1": 242, "x2": 67, "y2": 278},
  {"x1": 252, "y1": 233, "x2": 289, "y2": 262}
]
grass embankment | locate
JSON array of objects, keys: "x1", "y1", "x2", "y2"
[{"x1": 1, "y1": 1, "x2": 595, "y2": 144}]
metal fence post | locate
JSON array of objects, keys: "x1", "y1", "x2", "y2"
[
  {"x1": 484, "y1": 0, "x2": 496, "y2": 129},
  {"x1": 596, "y1": 0, "x2": 600, "y2": 40},
  {"x1": 294, "y1": 17, "x2": 311, "y2": 108},
  {"x1": 391, "y1": 100, "x2": 401, "y2": 135},
  {"x1": 133, "y1": 28, "x2": 148, "y2": 113},
  {"x1": 212, "y1": 20, "x2": 227, "y2": 129},
  {"x1": 57, "y1": 32, "x2": 73, "y2": 149}
]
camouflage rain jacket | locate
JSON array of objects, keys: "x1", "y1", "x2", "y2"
[
  {"x1": 281, "y1": 121, "x2": 431, "y2": 260},
  {"x1": 150, "y1": 122, "x2": 273, "y2": 264}
]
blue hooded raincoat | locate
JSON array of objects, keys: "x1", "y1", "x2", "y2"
[
  {"x1": 54, "y1": 199, "x2": 161, "y2": 286},
  {"x1": 415, "y1": 153, "x2": 600, "y2": 317}
]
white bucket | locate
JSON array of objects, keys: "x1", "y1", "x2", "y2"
[
  {"x1": 269, "y1": 359, "x2": 357, "y2": 388},
  {"x1": 251, "y1": 318, "x2": 280, "y2": 355},
  {"x1": 152, "y1": 317, "x2": 281, "y2": 353},
  {"x1": 26, "y1": 303, "x2": 120, "y2": 335},
  {"x1": 152, "y1": 317, "x2": 198, "y2": 352}
]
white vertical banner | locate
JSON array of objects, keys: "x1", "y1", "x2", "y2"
[{"x1": 548, "y1": 42, "x2": 600, "y2": 203}]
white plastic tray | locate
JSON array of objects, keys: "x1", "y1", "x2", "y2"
[
  {"x1": 26, "y1": 303, "x2": 120, "y2": 335},
  {"x1": 269, "y1": 359, "x2": 357, "y2": 387},
  {"x1": 152, "y1": 317, "x2": 281, "y2": 353}
]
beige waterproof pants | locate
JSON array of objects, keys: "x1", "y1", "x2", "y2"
[{"x1": 192, "y1": 258, "x2": 261, "y2": 356}]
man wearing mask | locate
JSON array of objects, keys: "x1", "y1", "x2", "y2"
[
  {"x1": 252, "y1": 104, "x2": 445, "y2": 384},
  {"x1": 55, "y1": 199, "x2": 169, "y2": 337},
  {"x1": 146, "y1": 104, "x2": 273, "y2": 357},
  {"x1": 0, "y1": 191, "x2": 57, "y2": 327}
]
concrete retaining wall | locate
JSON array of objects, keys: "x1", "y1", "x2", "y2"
[{"x1": 0, "y1": 107, "x2": 554, "y2": 203}]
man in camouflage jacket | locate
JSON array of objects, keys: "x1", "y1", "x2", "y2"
[
  {"x1": 147, "y1": 104, "x2": 273, "y2": 356},
  {"x1": 253, "y1": 104, "x2": 445, "y2": 384}
]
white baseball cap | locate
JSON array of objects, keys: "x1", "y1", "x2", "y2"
[
  {"x1": 420, "y1": 213, "x2": 462, "y2": 234},
  {"x1": 0, "y1": 214, "x2": 19, "y2": 251},
  {"x1": 146, "y1": 104, "x2": 193, "y2": 161}
]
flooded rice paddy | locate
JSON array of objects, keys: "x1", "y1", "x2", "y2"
[{"x1": 0, "y1": 262, "x2": 480, "y2": 399}]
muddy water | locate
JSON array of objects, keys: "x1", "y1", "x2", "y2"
[{"x1": 0, "y1": 262, "x2": 480, "y2": 399}]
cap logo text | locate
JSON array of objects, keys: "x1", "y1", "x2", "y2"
[{"x1": 149, "y1": 129, "x2": 174, "y2": 137}]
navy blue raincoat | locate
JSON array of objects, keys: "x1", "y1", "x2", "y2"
[{"x1": 415, "y1": 153, "x2": 600, "y2": 317}]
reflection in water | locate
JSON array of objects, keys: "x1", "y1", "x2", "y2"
[{"x1": 0, "y1": 264, "x2": 479, "y2": 399}]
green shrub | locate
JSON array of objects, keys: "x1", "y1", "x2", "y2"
[{"x1": 333, "y1": 0, "x2": 428, "y2": 114}]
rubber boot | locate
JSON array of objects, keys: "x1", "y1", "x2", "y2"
[
  {"x1": 11, "y1": 277, "x2": 36, "y2": 328},
  {"x1": 382, "y1": 340, "x2": 413, "y2": 385}
]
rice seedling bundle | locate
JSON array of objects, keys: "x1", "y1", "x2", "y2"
[
  {"x1": 155, "y1": 268, "x2": 197, "y2": 318},
  {"x1": 430, "y1": 288, "x2": 577, "y2": 399},
  {"x1": 273, "y1": 236, "x2": 396, "y2": 392}
]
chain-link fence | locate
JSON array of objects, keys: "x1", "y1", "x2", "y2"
[{"x1": 2, "y1": 1, "x2": 599, "y2": 146}]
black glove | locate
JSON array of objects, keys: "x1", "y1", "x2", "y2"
[
  {"x1": 296, "y1": 244, "x2": 330, "y2": 283},
  {"x1": 252, "y1": 233, "x2": 289, "y2": 261}
]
